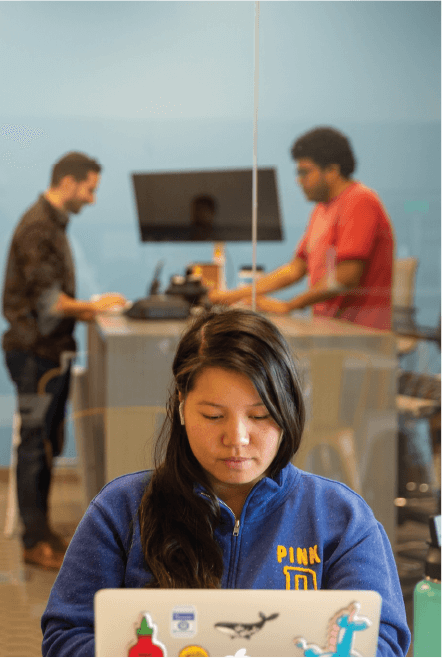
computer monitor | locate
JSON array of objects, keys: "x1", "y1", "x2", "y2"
[{"x1": 131, "y1": 167, "x2": 283, "y2": 242}]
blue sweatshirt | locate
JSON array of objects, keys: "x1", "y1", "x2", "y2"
[{"x1": 41, "y1": 464, "x2": 410, "y2": 656}]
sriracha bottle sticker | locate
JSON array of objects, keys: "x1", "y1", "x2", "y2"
[{"x1": 127, "y1": 613, "x2": 167, "y2": 657}]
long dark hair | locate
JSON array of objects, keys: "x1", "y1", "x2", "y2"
[{"x1": 139, "y1": 308, "x2": 305, "y2": 588}]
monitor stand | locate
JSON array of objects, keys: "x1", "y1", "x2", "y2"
[{"x1": 213, "y1": 242, "x2": 226, "y2": 290}]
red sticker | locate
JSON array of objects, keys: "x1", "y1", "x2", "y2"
[{"x1": 127, "y1": 612, "x2": 168, "y2": 657}]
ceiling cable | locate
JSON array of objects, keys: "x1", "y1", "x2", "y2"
[{"x1": 252, "y1": 0, "x2": 260, "y2": 312}]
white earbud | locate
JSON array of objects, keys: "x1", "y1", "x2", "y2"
[{"x1": 179, "y1": 401, "x2": 185, "y2": 426}]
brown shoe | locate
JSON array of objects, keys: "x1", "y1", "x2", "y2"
[
  {"x1": 23, "y1": 540, "x2": 64, "y2": 570},
  {"x1": 46, "y1": 531, "x2": 69, "y2": 554}
]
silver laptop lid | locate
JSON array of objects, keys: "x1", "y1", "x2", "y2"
[{"x1": 95, "y1": 588, "x2": 381, "y2": 657}]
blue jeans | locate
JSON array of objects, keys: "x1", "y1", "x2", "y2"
[{"x1": 4, "y1": 350, "x2": 71, "y2": 549}]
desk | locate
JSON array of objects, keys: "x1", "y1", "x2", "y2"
[{"x1": 73, "y1": 313, "x2": 398, "y2": 541}]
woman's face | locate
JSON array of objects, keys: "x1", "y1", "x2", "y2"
[{"x1": 181, "y1": 367, "x2": 282, "y2": 495}]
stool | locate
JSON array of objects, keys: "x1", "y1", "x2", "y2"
[{"x1": 3, "y1": 410, "x2": 21, "y2": 538}]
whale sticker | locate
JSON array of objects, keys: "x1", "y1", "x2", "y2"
[{"x1": 214, "y1": 612, "x2": 279, "y2": 640}]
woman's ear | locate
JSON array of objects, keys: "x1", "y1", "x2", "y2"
[{"x1": 179, "y1": 400, "x2": 185, "y2": 426}]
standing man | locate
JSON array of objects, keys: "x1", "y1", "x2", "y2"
[
  {"x1": 209, "y1": 127, "x2": 394, "y2": 331},
  {"x1": 2, "y1": 152, "x2": 126, "y2": 569}
]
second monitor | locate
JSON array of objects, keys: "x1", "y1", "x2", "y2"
[{"x1": 131, "y1": 167, "x2": 283, "y2": 242}]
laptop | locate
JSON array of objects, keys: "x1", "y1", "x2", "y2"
[{"x1": 94, "y1": 588, "x2": 381, "y2": 657}]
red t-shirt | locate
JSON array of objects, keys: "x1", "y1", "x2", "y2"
[{"x1": 295, "y1": 182, "x2": 394, "y2": 330}]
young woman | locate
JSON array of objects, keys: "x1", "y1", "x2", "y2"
[{"x1": 41, "y1": 309, "x2": 410, "y2": 656}]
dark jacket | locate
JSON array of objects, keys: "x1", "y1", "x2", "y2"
[{"x1": 2, "y1": 195, "x2": 76, "y2": 362}]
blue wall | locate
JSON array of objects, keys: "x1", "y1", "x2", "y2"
[{"x1": 0, "y1": 1, "x2": 440, "y2": 464}]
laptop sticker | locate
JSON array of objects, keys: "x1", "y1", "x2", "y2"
[
  {"x1": 214, "y1": 612, "x2": 279, "y2": 640},
  {"x1": 178, "y1": 645, "x2": 209, "y2": 657},
  {"x1": 171, "y1": 605, "x2": 197, "y2": 638},
  {"x1": 127, "y1": 612, "x2": 168, "y2": 657},
  {"x1": 293, "y1": 601, "x2": 372, "y2": 657}
]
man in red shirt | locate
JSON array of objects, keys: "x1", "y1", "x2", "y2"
[{"x1": 209, "y1": 127, "x2": 394, "y2": 331}]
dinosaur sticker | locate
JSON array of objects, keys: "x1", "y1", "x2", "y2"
[
  {"x1": 294, "y1": 601, "x2": 371, "y2": 657},
  {"x1": 214, "y1": 612, "x2": 279, "y2": 640}
]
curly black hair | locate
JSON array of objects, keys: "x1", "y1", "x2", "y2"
[{"x1": 291, "y1": 126, "x2": 356, "y2": 178}]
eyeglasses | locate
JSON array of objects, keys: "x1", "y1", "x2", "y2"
[{"x1": 296, "y1": 167, "x2": 315, "y2": 179}]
